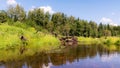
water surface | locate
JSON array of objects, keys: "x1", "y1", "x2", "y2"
[{"x1": 1, "y1": 45, "x2": 120, "y2": 68}]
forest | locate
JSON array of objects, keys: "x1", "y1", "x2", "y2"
[{"x1": 0, "y1": 4, "x2": 120, "y2": 38}]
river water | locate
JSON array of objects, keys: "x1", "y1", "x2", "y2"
[{"x1": 0, "y1": 45, "x2": 120, "y2": 68}]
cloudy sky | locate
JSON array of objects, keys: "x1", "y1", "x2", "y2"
[{"x1": 0, "y1": 0, "x2": 120, "y2": 26}]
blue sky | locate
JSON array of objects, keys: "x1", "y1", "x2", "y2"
[{"x1": 0, "y1": 0, "x2": 120, "y2": 26}]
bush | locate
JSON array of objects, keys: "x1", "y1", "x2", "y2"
[
  {"x1": 115, "y1": 40, "x2": 120, "y2": 46},
  {"x1": 104, "y1": 39, "x2": 112, "y2": 46},
  {"x1": 13, "y1": 21, "x2": 28, "y2": 29}
]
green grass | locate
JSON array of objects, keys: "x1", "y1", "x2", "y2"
[
  {"x1": 0, "y1": 23, "x2": 60, "y2": 61},
  {"x1": 78, "y1": 37, "x2": 120, "y2": 51},
  {"x1": 77, "y1": 37, "x2": 120, "y2": 52},
  {"x1": 78, "y1": 37, "x2": 101, "y2": 45},
  {"x1": 78, "y1": 37, "x2": 120, "y2": 46}
]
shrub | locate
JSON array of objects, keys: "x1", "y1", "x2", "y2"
[
  {"x1": 104, "y1": 39, "x2": 112, "y2": 46},
  {"x1": 115, "y1": 40, "x2": 120, "y2": 46}
]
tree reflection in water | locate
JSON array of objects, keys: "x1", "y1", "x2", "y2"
[{"x1": 0, "y1": 45, "x2": 118, "y2": 68}]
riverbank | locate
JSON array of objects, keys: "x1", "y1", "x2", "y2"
[
  {"x1": 0, "y1": 23, "x2": 120, "y2": 62},
  {"x1": 0, "y1": 24, "x2": 60, "y2": 61},
  {"x1": 78, "y1": 37, "x2": 120, "y2": 45},
  {"x1": 78, "y1": 37, "x2": 120, "y2": 51}
]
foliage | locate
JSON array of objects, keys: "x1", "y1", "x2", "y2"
[
  {"x1": 7, "y1": 4, "x2": 26, "y2": 22},
  {"x1": 104, "y1": 39, "x2": 112, "y2": 46},
  {"x1": 115, "y1": 40, "x2": 120, "y2": 46},
  {"x1": 78, "y1": 37, "x2": 101, "y2": 45},
  {"x1": 0, "y1": 24, "x2": 60, "y2": 53},
  {"x1": 0, "y1": 10, "x2": 7, "y2": 23},
  {"x1": 78, "y1": 37, "x2": 120, "y2": 46}
]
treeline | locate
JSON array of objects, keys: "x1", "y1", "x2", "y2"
[{"x1": 0, "y1": 4, "x2": 120, "y2": 37}]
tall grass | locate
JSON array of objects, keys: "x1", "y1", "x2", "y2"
[
  {"x1": 78, "y1": 37, "x2": 120, "y2": 46},
  {"x1": 0, "y1": 23, "x2": 60, "y2": 61},
  {"x1": 78, "y1": 37, "x2": 120, "y2": 51},
  {"x1": 78, "y1": 37, "x2": 101, "y2": 45}
]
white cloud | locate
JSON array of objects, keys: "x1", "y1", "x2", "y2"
[
  {"x1": 7, "y1": 0, "x2": 17, "y2": 5},
  {"x1": 30, "y1": 6, "x2": 36, "y2": 11},
  {"x1": 39, "y1": 6, "x2": 55, "y2": 14},
  {"x1": 31, "y1": 6, "x2": 36, "y2": 9},
  {"x1": 30, "y1": 6, "x2": 55, "y2": 14},
  {"x1": 100, "y1": 17, "x2": 118, "y2": 26}
]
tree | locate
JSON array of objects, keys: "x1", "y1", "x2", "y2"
[
  {"x1": 68, "y1": 16, "x2": 75, "y2": 36},
  {"x1": 82, "y1": 20, "x2": 90, "y2": 37},
  {"x1": 51, "y1": 12, "x2": 69, "y2": 35},
  {"x1": 89, "y1": 21, "x2": 98, "y2": 37},
  {"x1": 103, "y1": 30, "x2": 111, "y2": 38},
  {"x1": 63, "y1": 22, "x2": 71, "y2": 36},
  {"x1": 28, "y1": 8, "x2": 51, "y2": 28},
  {"x1": 98, "y1": 23, "x2": 104, "y2": 37},
  {"x1": 46, "y1": 21, "x2": 54, "y2": 33},
  {"x1": 113, "y1": 26, "x2": 120, "y2": 36},
  {"x1": 44, "y1": 12, "x2": 51, "y2": 28},
  {"x1": 7, "y1": 4, "x2": 26, "y2": 22},
  {"x1": 73, "y1": 18, "x2": 81, "y2": 36},
  {"x1": 51, "y1": 12, "x2": 63, "y2": 27},
  {"x1": 0, "y1": 10, "x2": 7, "y2": 23}
]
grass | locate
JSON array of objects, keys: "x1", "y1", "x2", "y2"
[
  {"x1": 78, "y1": 37, "x2": 101, "y2": 45},
  {"x1": 78, "y1": 37, "x2": 120, "y2": 46},
  {"x1": 0, "y1": 23, "x2": 60, "y2": 61},
  {"x1": 77, "y1": 37, "x2": 120, "y2": 52}
]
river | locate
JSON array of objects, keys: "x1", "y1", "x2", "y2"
[{"x1": 0, "y1": 45, "x2": 120, "y2": 68}]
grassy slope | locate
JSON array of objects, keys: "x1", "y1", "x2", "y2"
[{"x1": 0, "y1": 24, "x2": 60, "y2": 61}]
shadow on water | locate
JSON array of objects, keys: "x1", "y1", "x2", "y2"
[{"x1": 1, "y1": 45, "x2": 120, "y2": 68}]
